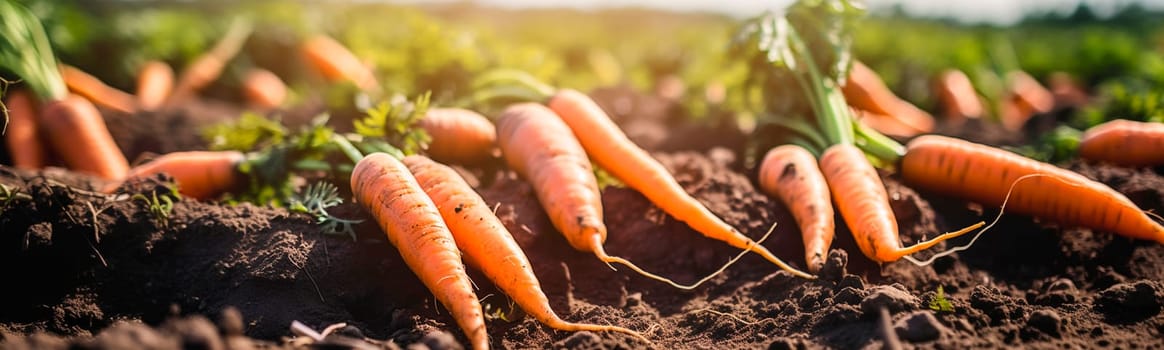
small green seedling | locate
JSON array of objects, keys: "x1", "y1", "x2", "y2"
[
  {"x1": 133, "y1": 190, "x2": 178, "y2": 228},
  {"x1": 290, "y1": 181, "x2": 363, "y2": 241},
  {"x1": 928, "y1": 285, "x2": 955, "y2": 313}
]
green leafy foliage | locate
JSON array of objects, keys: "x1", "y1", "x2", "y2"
[
  {"x1": 203, "y1": 112, "x2": 288, "y2": 152},
  {"x1": 290, "y1": 181, "x2": 363, "y2": 240},
  {"x1": 928, "y1": 285, "x2": 955, "y2": 313},
  {"x1": 1075, "y1": 80, "x2": 1164, "y2": 128},
  {"x1": 0, "y1": 0, "x2": 68, "y2": 101},
  {"x1": 353, "y1": 92, "x2": 432, "y2": 156}
]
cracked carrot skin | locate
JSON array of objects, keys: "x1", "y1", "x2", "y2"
[
  {"x1": 758, "y1": 145, "x2": 834, "y2": 273},
  {"x1": 1078, "y1": 119, "x2": 1164, "y2": 167},
  {"x1": 404, "y1": 155, "x2": 648, "y2": 343},
  {"x1": 901, "y1": 134, "x2": 1164, "y2": 244},
  {"x1": 351, "y1": 153, "x2": 487, "y2": 350}
]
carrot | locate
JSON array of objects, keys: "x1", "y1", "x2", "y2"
[
  {"x1": 39, "y1": 94, "x2": 130, "y2": 180},
  {"x1": 241, "y1": 68, "x2": 287, "y2": 111},
  {"x1": 546, "y1": 89, "x2": 813, "y2": 278},
  {"x1": 404, "y1": 155, "x2": 648, "y2": 343},
  {"x1": 934, "y1": 69, "x2": 984, "y2": 121},
  {"x1": 757, "y1": 145, "x2": 834, "y2": 273},
  {"x1": 851, "y1": 107, "x2": 926, "y2": 138},
  {"x1": 1077, "y1": 119, "x2": 1164, "y2": 167},
  {"x1": 2, "y1": 89, "x2": 48, "y2": 169},
  {"x1": 842, "y1": 61, "x2": 934, "y2": 134},
  {"x1": 351, "y1": 153, "x2": 487, "y2": 350},
  {"x1": 135, "y1": 60, "x2": 174, "y2": 112},
  {"x1": 102, "y1": 151, "x2": 245, "y2": 199},
  {"x1": 1048, "y1": 71, "x2": 1088, "y2": 108},
  {"x1": 820, "y1": 143, "x2": 980, "y2": 263},
  {"x1": 419, "y1": 108, "x2": 496, "y2": 164},
  {"x1": 300, "y1": 34, "x2": 380, "y2": 93},
  {"x1": 901, "y1": 134, "x2": 1164, "y2": 244},
  {"x1": 167, "y1": 19, "x2": 252, "y2": 106},
  {"x1": 59, "y1": 64, "x2": 138, "y2": 114},
  {"x1": 1000, "y1": 70, "x2": 1053, "y2": 131}
]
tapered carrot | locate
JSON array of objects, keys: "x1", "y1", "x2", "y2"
[
  {"x1": 102, "y1": 151, "x2": 245, "y2": 199},
  {"x1": 842, "y1": 61, "x2": 934, "y2": 134},
  {"x1": 1, "y1": 0, "x2": 129, "y2": 180},
  {"x1": 1077, "y1": 119, "x2": 1164, "y2": 166},
  {"x1": 1000, "y1": 70, "x2": 1053, "y2": 131},
  {"x1": 300, "y1": 34, "x2": 380, "y2": 93},
  {"x1": 59, "y1": 64, "x2": 137, "y2": 114},
  {"x1": 547, "y1": 89, "x2": 812, "y2": 278},
  {"x1": 136, "y1": 60, "x2": 174, "y2": 112},
  {"x1": 934, "y1": 69, "x2": 983, "y2": 121},
  {"x1": 404, "y1": 155, "x2": 648, "y2": 343},
  {"x1": 820, "y1": 143, "x2": 979, "y2": 263},
  {"x1": 241, "y1": 68, "x2": 287, "y2": 111},
  {"x1": 757, "y1": 145, "x2": 834, "y2": 273},
  {"x1": 39, "y1": 94, "x2": 130, "y2": 180},
  {"x1": 2, "y1": 89, "x2": 48, "y2": 169},
  {"x1": 901, "y1": 135, "x2": 1164, "y2": 244},
  {"x1": 351, "y1": 153, "x2": 487, "y2": 350},
  {"x1": 419, "y1": 108, "x2": 497, "y2": 164},
  {"x1": 167, "y1": 19, "x2": 252, "y2": 106}
]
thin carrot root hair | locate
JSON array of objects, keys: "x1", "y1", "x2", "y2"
[
  {"x1": 591, "y1": 222, "x2": 781, "y2": 291},
  {"x1": 903, "y1": 173, "x2": 1058, "y2": 266},
  {"x1": 548, "y1": 318, "x2": 651, "y2": 344},
  {"x1": 693, "y1": 307, "x2": 765, "y2": 326}
]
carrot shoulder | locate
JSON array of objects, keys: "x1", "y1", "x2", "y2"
[
  {"x1": 104, "y1": 151, "x2": 245, "y2": 200},
  {"x1": 902, "y1": 134, "x2": 1164, "y2": 244},
  {"x1": 821, "y1": 144, "x2": 974, "y2": 263},
  {"x1": 300, "y1": 34, "x2": 380, "y2": 92},
  {"x1": 934, "y1": 69, "x2": 983, "y2": 121},
  {"x1": 547, "y1": 89, "x2": 812, "y2": 278},
  {"x1": 404, "y1": 155, "x2": 647, "y2": 343},
  {"x1": 351, "y1": 153, "x2": 487, "y2": 350},
  {"x1": 758, "y1": 145, "x2": 834, "y2": 273},
  {"x1": 241, "y1": 68, "x2": 287, "y2": 111},
  {"x1": 419, "y1": 108, "x2": 497, "y2": 165},
  {"x1": 3, "y1": 89, "x2": 48, "y2": 169},
  {"x1": 1078, "y1": 119, "x2": 1164, "y2": 167},
  {"x1": 38, "y1": 94, "x2": 129, "y2": 180},
  {"x1": 842, "y1": 61, "x2": 934, "y2": 134}
]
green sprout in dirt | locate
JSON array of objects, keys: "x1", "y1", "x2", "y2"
[
  {"x1": 928, "y1": 285, "x2": 955, "y2": 313},
  {"x1": 0, "y1": 183, "x2": 32, "y2": 213},
  {"x1": 290, "y1": 181, "x2": 363, "y2": 241},
  {"x1": 133, "y1": 189, "x2": 179, "y2": 228}
]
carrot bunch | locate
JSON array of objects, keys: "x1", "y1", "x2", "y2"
[
  {"x1": 473, "y1": 68, "x2": 814, "y2": 283},
  {"x1": 0, "y1": 0, "x2": 129, "y2": 180},
  {"x1": 732, "y1": 1, "x2": 983, "y2": 269}
]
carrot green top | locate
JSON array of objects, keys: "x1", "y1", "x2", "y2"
[{"x1": 0, "y1": 0, "x2": 68, "y2": 102}]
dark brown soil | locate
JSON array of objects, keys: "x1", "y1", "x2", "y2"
[{"x1": 2, "y1": 90, "x2": 1163, "y2": 350}]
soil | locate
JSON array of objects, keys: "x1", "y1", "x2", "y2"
[{"x1": 2, "y1": 88, "x2": 1163, "y2": 350}]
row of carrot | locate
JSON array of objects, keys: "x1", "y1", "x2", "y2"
[{"x1": 5, "y1": 1, "x2": 1164, "y2": 348}]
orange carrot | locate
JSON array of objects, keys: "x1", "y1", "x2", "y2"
[
  {"x1": 135, "y1": 60, "x2": 174, "y2": 112},
  {"x1": 38, "y1": 94, "x2": 129, "y2": 180},
  {"x1": 757, "y1": 145, "x2": 834, "y2": 273},
  {"x1": 901, "y1": 134, "x2": 1164, "y2": 244},
  {"x1": 59, "y1": 64, "x2": 137, "y2": 114},
  {"x1": 842, "y1": 61, "x2": 934, "y2": 134},
  {"x1": 1048, "y1": 71, "x2": 1088, "y2": 108},
  {"x1": 1078, "y1": 119, "x2": 1164, "y2": 167},
  {"x1": 820, "y1": 143, "x2": 978, "y2": 263},
  {"x1": 351, "y1": 153, "x2": 487, "y2": 350},
  {"x1": 546, "y1": 89, "x2": 812, "y2": 278},
  {"x1": 167, "y1": 20, "x2": 252, "y2": 106},
  {"x1": 1000, "y1": 70, "x2": 1053, "y2": 131},
  {"x1": 404, "y1": 155, "x2": 648, "y2": 343},
  {"x1": 300, "y1": 34, "x2": 380, "y2": 93},
  {"x1": 2, "y1": 89, "x2": 48, "y2": 169},
  {"x1": 934, "y1": 69, "x2": 983, "y2": 121},
  {"x1": 240, "y1": 68, "x2": 287, "y2": 111},
  {"x1": 103, "y1": 151, "x2": 245, "y2": 199},
  {"x1": 419, "y1": 108, "x2": 497, "y2": 164},
  {"x1": 851, "y1": 107, "x2": 926, "y2": 139}
]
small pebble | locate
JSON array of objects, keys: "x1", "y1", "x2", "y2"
[
  {"x1": 1026, "y1": 309, "x2": 1062, "y2": 337},
  {"x1": 861, "y1": 286, "x2": 919, "y2": 316}
]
